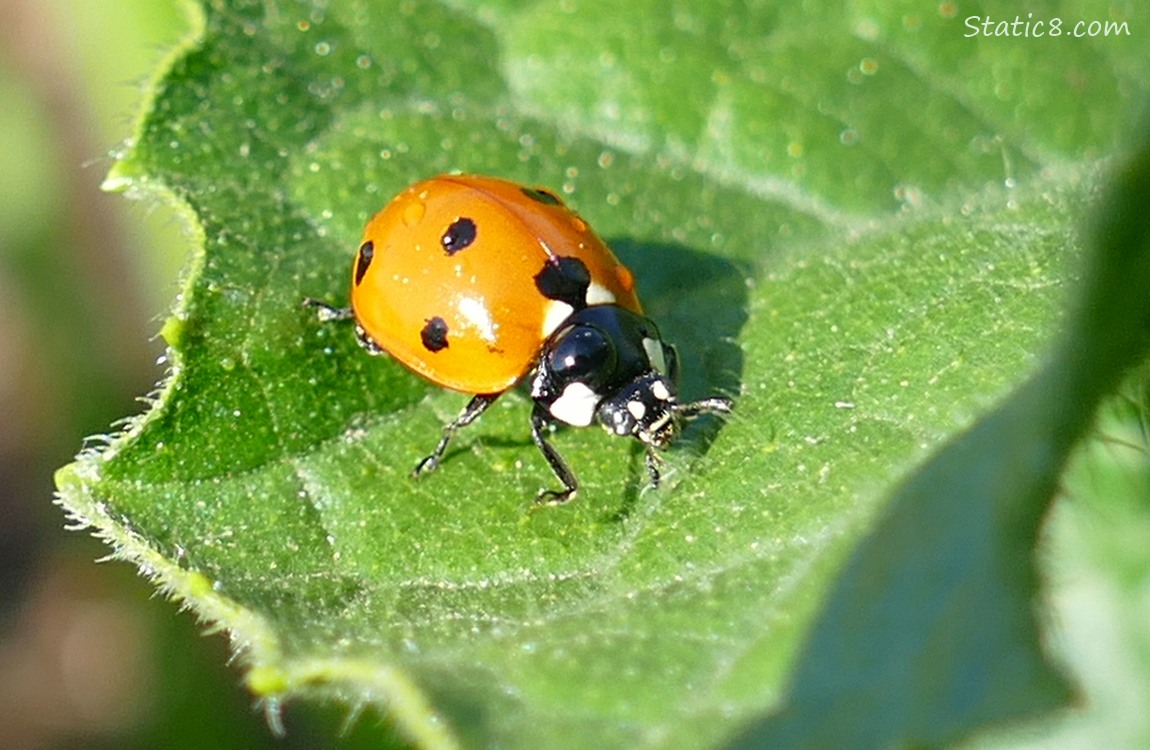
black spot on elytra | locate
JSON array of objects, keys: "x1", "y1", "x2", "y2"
[
  {"x1": 355, "y1": 241, "x2": 374, "y2": 285},
  {"x1": 420, "y1": 316, "x2": 450, "y2": 352},
  {"x1": 441, "y1": 217, "x2": 477, "y2": 255},
  {"x1": 521, "y1": 186, "x2": 563, "y2": 206},
  {"x1": 534, "y1": 256, "x2": 591, "y2": 309}
]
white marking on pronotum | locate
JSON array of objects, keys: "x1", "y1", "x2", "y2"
[
  {"x1": 457, "y1": 296, "x2": 498, "y2": 343},
  {"x1": 541, "y1": 300, "x2": 574, "y2": 339},
  {"x1": 642, "y1": 337, "x2": 667, "y2": 374},
  {"x1": 626, "y1": 400, "x2": 647, "y2": 420},
  {"x1": 549, "y1": 382, "x2": 600, "y2": 426},
  {"x1": 586, "y1": 281, "x2": 616, "y2": 306},
  {"x1": 650, "y1": 379, "x2": 672, "y2": 402}
]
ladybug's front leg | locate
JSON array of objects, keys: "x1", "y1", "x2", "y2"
[
  {"x1": 412, "y1": 393, "x2": 500, "y2": 478},
  {"x1": 530, "y1": 407, "x2": 579, "y2": 505},
  {"x1": 644, "y1": 447, "x2": 664, "y2": 489}
]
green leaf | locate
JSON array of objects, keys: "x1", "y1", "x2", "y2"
[
  {"x1": 55, "y1": 1, "x2": 1150, "y2": 748},
  {"x1": 728, "y1": 118, "x2": 1150, "y2": 749}
]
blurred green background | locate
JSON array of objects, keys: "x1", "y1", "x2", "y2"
[{"x1": 0, "y1": 1, "x2": 390, "y2": 747}]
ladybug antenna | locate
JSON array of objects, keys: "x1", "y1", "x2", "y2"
[
  {"x1": 674, "y1": 395, "x2": 735, "y2": 420},
  {"x1": 643, "y1": 392, "x2": 733, "y2": 489}
]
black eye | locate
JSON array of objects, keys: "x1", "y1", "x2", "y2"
[{"x1": 547, "y1": 325, "x2": 617, "y2": 387}]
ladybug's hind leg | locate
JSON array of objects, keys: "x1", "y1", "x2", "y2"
[
  {"x1": 302, "y1": 297, "x2": 355, "y2": 322},
  {"x1": 413, "y1": 393, "x2": 500, "y2": 478}
]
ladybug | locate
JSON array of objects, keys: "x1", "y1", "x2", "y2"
[{"x1": 306, "y1": 174, "x2": 731, "y2": 504}]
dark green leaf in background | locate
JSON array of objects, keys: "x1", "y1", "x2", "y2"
[{"x1": 55, "y1": 1, "x2": 1150, "y2": 748}]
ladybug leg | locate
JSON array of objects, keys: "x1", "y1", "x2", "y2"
[
  {"x1": 412, "y1": 393, "x2": 500, "y2": 477},
  {"x1": 530, "y1": 407, "x2": 579, "y2": 504},
  {"x1": 642, "y1": 397, "x2": 731, "y2": 490},
  {"x1": 302, "y1": 297, "x2": 354, "y2": 322},
  {"x1": 645, "y1": 447, "x2": 663, "y2": 488},
  {"x1": 302, "y1": 298, "x2": 386, "y2": 356}
]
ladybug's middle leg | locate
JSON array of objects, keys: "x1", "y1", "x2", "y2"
[{"x1": 412, "y1": 393, "x2": 500, "y2": 477}]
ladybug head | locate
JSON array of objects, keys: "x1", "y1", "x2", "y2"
[
  {"x1": 596, "y1": 372, "x2": 682, "y2": 448},
  {"x1": 531, "y1": 306, "x2": 678, "y2": 433},
  {"x1": 531, "y1": 305, "x2": 731, "y2": 445},
  {"x1": 530, "y1": 304, "x2": 733, "y2": 494}
]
